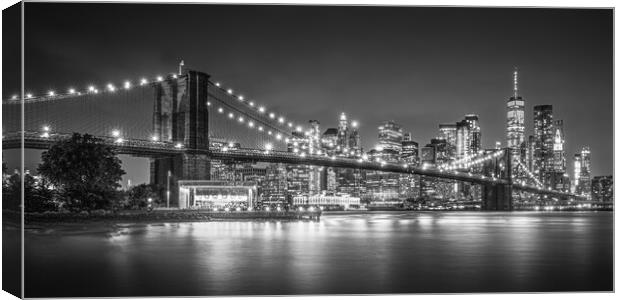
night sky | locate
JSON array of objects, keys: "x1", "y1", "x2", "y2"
[{"x1": 4, "y1": 3, "x2": 613, "y2": 183}]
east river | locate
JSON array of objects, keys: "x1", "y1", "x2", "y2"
[{"x1": 21, "y1": 211, "x2": 612, "y2": 297}]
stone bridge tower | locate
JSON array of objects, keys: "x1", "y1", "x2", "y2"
[
  {"x1": 150, "y1": 70, "x2": 211, "y2": 207},
  {"x1": 481, "y1": 148, "x2": 513, "y2": 210}
]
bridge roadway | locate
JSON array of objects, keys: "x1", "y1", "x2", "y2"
[{"x1": 3, "y1": 132, "x2": 582, "y2": 199}]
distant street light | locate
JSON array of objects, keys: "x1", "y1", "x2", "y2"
[{"x1": 166, "y1": 170, "x2": 171, "y2": 208}]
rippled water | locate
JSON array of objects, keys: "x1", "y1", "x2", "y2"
[{"x1": 22, "y1": 211, "x2": 612, "y2": 297}]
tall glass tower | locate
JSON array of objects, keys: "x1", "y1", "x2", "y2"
[{"x1": 506, "y1": 67, "x2": 525, "y2": 154}]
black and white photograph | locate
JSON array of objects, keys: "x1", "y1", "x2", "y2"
[{"x1": 1, "y1": 1, "x2": 615, "y2": 298}]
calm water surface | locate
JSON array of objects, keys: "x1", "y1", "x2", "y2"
[{"x1": 23, "y1": 211, "x2": 613, "y2": 297}]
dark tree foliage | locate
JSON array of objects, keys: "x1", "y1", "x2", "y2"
[
  {"x1": 3, "y1": 172, "x2": 57, "y2": 212},
  {"x1": 126, "y1": 183, "x2": 161, "y2": 209},
  {"x1": 23, "y1": 173, "x2": 57, "y2": 212},
  {"x1": 38, "y1": 133, "x2": 126, "y2": 211},
  {"x1": 3, "y1": 172, "x2": 21, "y2": 211}
]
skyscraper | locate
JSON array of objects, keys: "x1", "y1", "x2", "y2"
[
  {"x1": 401, "y1": 132, "x2": 419, "y2": 166},
  {"x1": 533, "y1": 105, "x2": 554, "y2": 186},
  {"x1": 527, "y1": 135, "x2": 536, "y2": 173},
  {"x1": 576, "y1": 146, "x2": 592, "y2": 198},
  {"x1": 455, "y1": 114, "x2": 481, "y2": 158},
  {"x1": 552, "y1": 120, "x2": 566, "y2": 173},
  {"x1": 377, "y1": 120, "x2": 403, "y2": 153},
  {"x1": 506, "y1": 67, "x2": 526, "y2": 153},
  {"x1": 337, "y1": 112, "x2": 349, "y2": 151},
  {"x1": 429, "y1": 138, "x2": 448, "y2": 165},
  {"x1": 572, "y1": 153, "x2": 581, "y2": 193},
  {"x1": 545, "y1": 119, "x2": 570, "y2": 191},
  {"x1": 348, "y1": 120, "x2": 361, "y2": 154},
  {"x1": 307, "y1": 120, "x2": 322, "y2": 195},
  {"x1": 506, "y1": 68, "x2": 526, "y2": 180},
  {"x1": 438, "y1": 124, "x2": 457, "y2": 159},
  {"x1": 400, "y1": 132, "x2": 420, "y2": 200}
]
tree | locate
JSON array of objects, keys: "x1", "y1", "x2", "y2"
[
  {"x1": 38, "y1": 133, "x2": 126, "y2": 211},
  {"x1": 3, "y1": 172, "x2": 57, "y2": 212},
  {"x1": 3, "y1": 172, "x2": 21, "y2": 211},
  {"x1": 126, "y1": 183, "x2": 161, "y2": 209}
]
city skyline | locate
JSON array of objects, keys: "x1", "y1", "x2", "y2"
[{"x1": 5, "y1": 4, "x2": 612, "y2": 181}]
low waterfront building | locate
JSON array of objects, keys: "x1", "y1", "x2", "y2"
[
  {"x1": 178, "y1": 180, "x2": 258, "y2": 209},
  {"x1": 292, "y1": 194, "x2": 361, "y2": 209}
]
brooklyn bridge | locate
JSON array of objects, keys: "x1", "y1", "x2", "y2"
[{"x1": 2, "y1": 68, "x2": 587, "y2": 210}]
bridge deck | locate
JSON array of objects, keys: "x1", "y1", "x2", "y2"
[{"x1": 2, "y1": 131, "x2": 583, "y2": 199}]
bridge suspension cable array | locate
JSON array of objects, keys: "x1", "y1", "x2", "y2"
[
  {"x1": 437, "y1": 150, "x2": 504, "y2": 171},
  {"x1": 515, "y1": 160, "x2": 544, "y2": 188},
  {"x1": 210, "y1": 80, "x2": 308, "y2": 134}
]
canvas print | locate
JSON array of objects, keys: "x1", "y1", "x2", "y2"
[{"x1": 1, "y1": 2, "x2": 614, "y2": 298}]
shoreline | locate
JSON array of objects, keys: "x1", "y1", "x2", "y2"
[
  {"x1": 4, "y1": 209, "x2": 322, "y2": 226},
  {"x1": 4, "y1": 209, "x2": 612, "y2": 229}
]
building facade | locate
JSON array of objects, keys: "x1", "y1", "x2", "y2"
[
  {"x1": 439, "y1": 124, "x2": 457, "y2": 160},
  {"x1": 377, "y1": 120, "x2": 403, "y2": 152},
  {"x1": 591, "y1": 176, "x2": 613, "y2": 202},
  {"x1": 576, "y1": 146, "x2": 592, "y2": 198},
  {"x1": 533, "y1": 105, "x2": 554, "y2": 187},
  {"x1": 456, "y1": 114, "x2": 481, "y2": 158}
]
